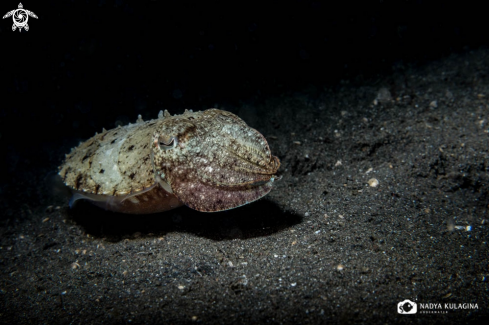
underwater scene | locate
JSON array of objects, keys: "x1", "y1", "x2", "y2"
[{"x1": 1, "y1": 1, "x2": 488, "y2": 324}]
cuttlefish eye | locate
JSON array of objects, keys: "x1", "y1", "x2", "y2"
[{"x1": 158, "y1": 135, "x2": 178, "y2": 150}]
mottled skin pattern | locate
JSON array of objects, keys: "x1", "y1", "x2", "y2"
[{"x1": 58, "y1": 109, "x2": 280, "y2": 214}]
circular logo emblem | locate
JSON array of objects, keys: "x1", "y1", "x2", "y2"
[{"x1": 13, "y1": 9, "x2": 28, "y2": 28}]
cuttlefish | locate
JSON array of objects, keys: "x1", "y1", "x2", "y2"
[{"x1": 58, "y1": 109, "x2": 280, "y2": 214}]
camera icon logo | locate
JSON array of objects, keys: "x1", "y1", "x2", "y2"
[{"x1": 398, "y1": 299, "x2": 417, "y2": 314}]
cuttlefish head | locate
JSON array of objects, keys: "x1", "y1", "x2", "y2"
[{"x1": 152, "y1": 109, "x2": 280, "y2": 212}]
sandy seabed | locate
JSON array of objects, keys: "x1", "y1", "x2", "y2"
[{"x1": 1, "y1": 50, "x2": 488, "y2": 324}]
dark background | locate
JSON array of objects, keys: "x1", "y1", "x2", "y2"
[{"x1": 1, "y1": 0, "x2": 487, "y2": 185}]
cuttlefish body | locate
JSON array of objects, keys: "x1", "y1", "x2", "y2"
[{"x1": 58, "y1": 109, "x2": 280, "y2": 214}]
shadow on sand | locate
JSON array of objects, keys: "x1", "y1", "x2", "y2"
[{"x1": 67, "y1": 199, "x2": 302, "y2": 241}]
